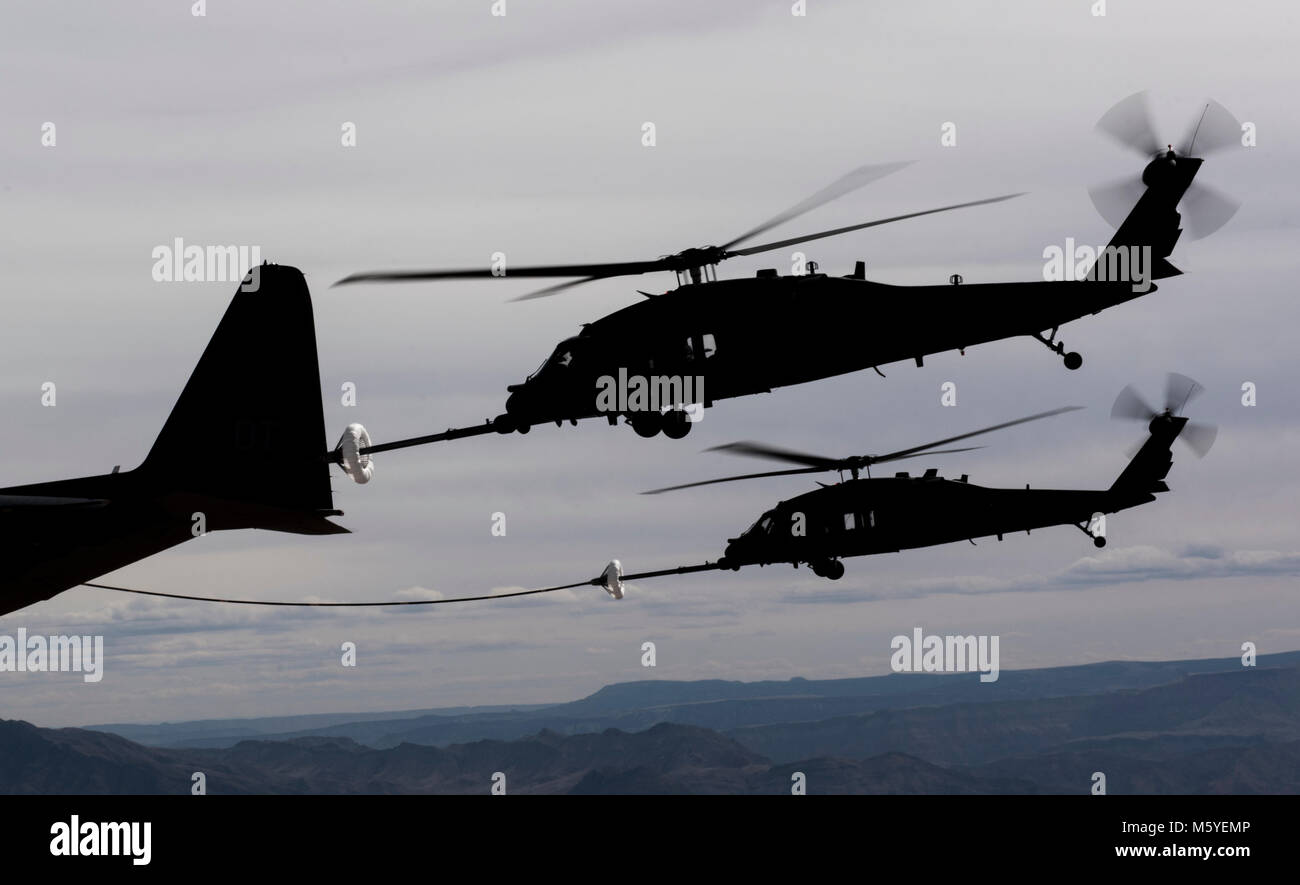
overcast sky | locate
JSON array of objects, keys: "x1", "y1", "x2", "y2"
[{"x1": 1, "y1": 0, "x2": 1298, "y2": 728}]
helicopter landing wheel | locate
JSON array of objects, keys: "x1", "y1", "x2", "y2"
[
  {"x1": 1093, "y1": 536, "x2": 1106, "y2": 548},
  {"x1": 629, "y1": 411, "x2": 662, "y2": 438},
  {"x1": 662, "y1": 409, "x2": 692, "y2": 440},
  {"x1": 1032, "y1": 329, "x2": 1082, "y2": 371},
  {"x1": 810, "y1": 559, "x2": 845, "y2": 580}
]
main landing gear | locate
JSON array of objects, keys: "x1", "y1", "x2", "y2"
[
  {"x1": 1075, "y1": 521, "x2": 1107, "y2": 548},
  {"x1": 810, "y1": 559, "x2": 846, "y2": 580},
  {"x1": 492, "y1": 414, "x2": 528, "y2": 434},
  {"x1": 628, "y1": 409, "x2": 693, "y2": 439},
  {"x1": 1033, "y1": 327, "x2": 1083, "y2": 370}
]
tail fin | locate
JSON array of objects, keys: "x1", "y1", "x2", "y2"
[
  {"x1": 1107, "y1": 415, "x2": 1186, "y2": 505},
  {"x1": 1102, "y1": 154, "x2": 1202, "y2": 281},
  {"x1": 139, "y1": 265, "x2": 341, "y2": 531}
]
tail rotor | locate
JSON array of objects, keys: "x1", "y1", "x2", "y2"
[
  {"x1": 1111, "y1": 372, "x2": 1218, "y2": 459},
  {"x1": 1089, "y1": 91, "x2": 1244, "y2": 240}
]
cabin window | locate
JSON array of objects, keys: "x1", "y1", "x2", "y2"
[
  {"x1": 686, "y1": 333, "x2": 717, "y2": 360},
  {"x1": 842, "y1": 512, "x2": 873, "y2": 530}
]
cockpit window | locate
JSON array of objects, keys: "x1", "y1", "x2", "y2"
[
  {"x1": 745, "y1": 514, "x2": 775, "y2": 536},
  {"x1": 529, "y1": 338, "x2": 583, "y2": 379},
  {"x1": 553, "y1": 337, "x2": 583, "y2": 367}
]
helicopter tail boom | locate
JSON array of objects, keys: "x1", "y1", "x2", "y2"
[
  {"x1": 1098, "y1": 155, "x2": 1201, "y2": 283},
  {"x1": 1106, "y1": 415, "x2": 1184, "y2": 507}
]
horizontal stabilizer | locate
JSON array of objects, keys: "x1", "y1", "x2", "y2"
[{"x1": 1153, "y1": 257, "x2": 1181, "y2": 279}]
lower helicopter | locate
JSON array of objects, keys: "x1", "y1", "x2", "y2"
[{"x1": 583, "y1": 376, "x2": 1216, "y2": 595}]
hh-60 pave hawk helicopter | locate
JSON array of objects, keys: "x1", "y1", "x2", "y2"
[
  {"x1": 578, "y1": 375, "x2": 1216, "y2": 594},
  {"x1": 336, "y1": 93, "x2": 1241, "y2": 459}
]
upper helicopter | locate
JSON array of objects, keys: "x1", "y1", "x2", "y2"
[{"x1": 335, "y1": 93, "x2": 1242, "y2": 457}]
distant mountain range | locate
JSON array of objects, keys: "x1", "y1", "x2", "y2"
[{"x1": 2, "y1": 651, "x2": 1296, "y2": 794}]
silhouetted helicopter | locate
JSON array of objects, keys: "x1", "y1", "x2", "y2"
[
  {"x1": 336, "y1": 93, "x2": 1241, "y2": 456},
  {"x1": 581, "y1": 376, "x2": 1214, "y2": 594},
  {"x1": 0, "y1": 266, "x2": 346, "y2": 617}
]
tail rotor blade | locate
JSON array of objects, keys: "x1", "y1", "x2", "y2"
[
  {"x1": 1111, "y1": 385, "x2": 1156, "y2": 421},
  {"x1": 1096, "y1": 91, "x2": 1163, "y2": 157},
  {"x1": 1089, "y1": 175, "x2": 1146, "y2": 229},
  {"x1": 1124, "y1": 434, "x2": 1148, "y2": 461},
  {"x1": 1182, "y1": 181, "x2": 1241, "y2": 240},
  {"x1": 1180, "y1": 421, "x2": 1219, "y2": 458},
  {"x1": 1164, "y1": 372, "x2": 1204, "y2": 414}
]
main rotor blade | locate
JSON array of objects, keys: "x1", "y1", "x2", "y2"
[
  {"x1": 334, "y1": 259, "x2": 666, "y2": 287},
  {"x1": 726, "y1": 193, "x2": 1024, "y2": 258},
  {"x1": 1096, "y1": 91, "x2": 1163, "y2": 157},
  {"x1": 719, "y1": 161, "x2": 911, "y2": 251},
  {"x1": 1111, "y1": 385, "x2": 1156, "y2": 421},
  {"x1": 510, "y1": 275, "x2": 604, "y2": 301},
  {"x1": 644, "y1": 446, "x2": 992, "y2": 495},
  {"x1": 642, "y1": 466, "x2": 823, "y2": 495},
  {"x1": 644, "y1": 445, "x2": 991, "y2": 495},
  {"x1": 882, "y1": 446, "x2": 986, "y2": 462},
  {"x1": 868, "y1": 406, "x2": 1083, "y2": 465},
  {"x1": 1164, "y1": 372, "x2": 1204, "y2": 414},
  {"x1": 1178, "y1": 99, "x2": 1241, "y2": 158},
  {"x1": 706, "y1": 440, "x2": 841, "y2": 470}
]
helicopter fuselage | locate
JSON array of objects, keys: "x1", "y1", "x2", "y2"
[
  {"x1": 708, "y1": 411, "x2": 1187, "y2": 578},
  {"x1": 717, "y1": 473, "x2": 1118, "y2": 576},
  {"x1": 499, "y1": 273, "x2": 1147, "y2": 436}
]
